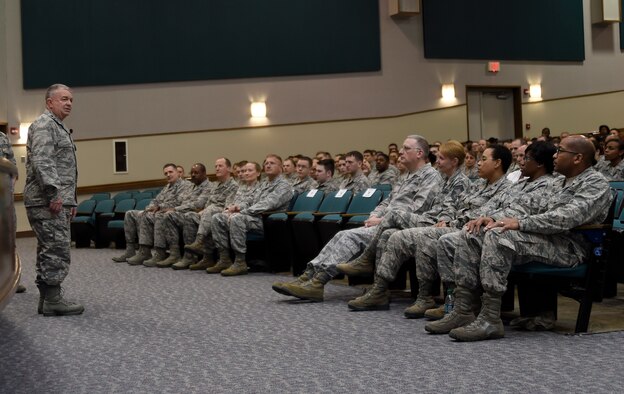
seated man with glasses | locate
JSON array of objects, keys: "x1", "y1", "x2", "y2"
[{"x1": 431, "y1": 135, "x2": 612, "y2": 342}]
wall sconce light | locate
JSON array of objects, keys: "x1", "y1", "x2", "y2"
[
  {"x1": 529, "y1": 84, "x2": 542, "y2": 100},
  {"x1": 441, "y1": 84, "x2": 455, "y2": 100},
  {"x1": 19, "y1": 123, "x2": 32, "y2": 142},
  {"x1": 250, "y1": 102, "x2": 267, "y2": 118},
  {"x1": 9, "y1": 127, "x2": 19, "y2": 135}
]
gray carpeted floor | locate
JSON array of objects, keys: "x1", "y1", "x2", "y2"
[{"x1": 2, "y1": 238, "x2": 624, "y2": 393}]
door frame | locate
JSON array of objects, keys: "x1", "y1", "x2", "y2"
[{"x1": 465, "y1": 85, "x2": 523, "y2": 140}]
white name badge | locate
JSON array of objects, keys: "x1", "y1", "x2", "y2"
[
  {"x1": 363, "y1": 188, "x2": 377, "y2": 198},
  {"x1": 306, "y1": 189, "x2": 318, "y2": 197},
  {"x1": 335, "y1": 189, "x2": 348, "y2": 198}
]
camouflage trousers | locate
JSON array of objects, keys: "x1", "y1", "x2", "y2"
[
  {"x1": 309, "y1": 226, "x2": 377, "y2": 277},
  {"x1": 211, "y1": 212, "x2": 263, "y2": 254},
  {"x1": 440, "y1": 228, "x2": 589, "y2": 294},
  {"x1": 376, "y1": 226, "x2": 456, "y2": 283},
  {"x1": 26, "y1": 206, "x2": 72, "y2": 286},
  {"x1": 160, "y1": 211, "x2": 196, "y2": 247},
  {"x1": 123, "y1": 209, "x2": 142, "y2": 243},
  {"x1": 195, "y1": 206, "x2": 223, "y2": 238},
  {"x1": 363, "y1": 210, "x2": 433, "y2": 260},
  {"x1": 137, "y1": 211, "x2": 158, "y2": 246},
  {"x1": 153, "y1": 213, "x2": 172, "y2": 249}
]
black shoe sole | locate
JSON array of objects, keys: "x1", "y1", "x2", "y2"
[
  {"x1": 272, "y1": 285, "x2": 292, "y2": 296},
  {"x1": 348, "y1": 304, "x2": 389, "y2": 311}
]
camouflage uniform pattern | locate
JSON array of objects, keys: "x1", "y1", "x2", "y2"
[
  {"x1": 375, "y1": 173, "x2": 512, "y2": 282},
  {"x1": 292, "y1": 176, "x2": 316, "y2": 195},
  {"x1": 153, "y1": 179, "x2": 213, "y2": 248},
  {"x1": 368, "y1": 165, "x2": 399, "y2": 186},
  {"x1": 366, "y1": 170, "x2": 469, "y2": 263},
  {"x1": 372, "y1": 170, "x2": 470, "y2": 281},
  {"x1": 437, "y1": 176, "x2": 511, "y2": 228},
  {"x1": 123, "y1": 178, "x2": 190, "y2": 246},
  {"x1": 0, "y1": 132, "x2": 16, "y2": 166},
  {"x1": 339, "y1": 172, "x2": 371, "y2": 195},
  {"x1": 594, "y1": 158, "x2": 624, "y2": 181},
  {"x1": 447, "y1": 168, "x2": 611, "y2": 293},
  {"x1": 212, "y1": 176, "x2": 292, "y2": 254},
  {"x1": 24, "y1": 110, "x2": 77, "y2": 286},
  {"x1": 308, "y1": 164, "x2": 443, "y2": 276},
  {"x1": 0, "y1": 132, "x2": 16, "y2": 228},
  {"x1": 460, "y1": 164, "x2": 479, "y2": 182},
  {"x1": 312, "y1": 177, "x2": 341, "y2": 194},
  {"x1": 173, "y1": 178, "x2": 240, "y2": 247},
  {"x1": 436, "y1": 173, "x2": 558, "y2": 283},
  {"x1": 284, "y1": 173, "x2": 298, "y2": 185}
]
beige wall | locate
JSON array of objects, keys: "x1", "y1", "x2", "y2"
[
  {"x1": 522, "y1": 91, "x2": 624, "y2": 138},
  {"x1": 2, "y1": 0, "x2": 624, "y2": 141}
]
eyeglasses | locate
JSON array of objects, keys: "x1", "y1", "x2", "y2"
[
  {"x1": 402, "y1": 146, "x2": 423, "y2": 153},
  {"x1": 556, "y1": 146, "x2": 580, "y2": 155},
  {"x1": 524, "y1": 155, "x2": 535, "y2": 162}
]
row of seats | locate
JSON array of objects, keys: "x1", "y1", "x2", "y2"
[{"x1": 70, "y1": 191, "x2": 157, "y2": 248}]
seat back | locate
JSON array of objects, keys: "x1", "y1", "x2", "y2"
[
  {"x1": 94, "y1": 199, "x2": 115, "y2": 214},
  {"x1": 316, "y1": 190, "x2": 352, "y2": 213},
  {"x1": 135, "y1": 198, "x2": 153, "y2": 211},
  {"x1": 75, "y1": 199, "x2": 96, "y2": 216},
  {"x1": 134, "y1": 192, "x2": 153, "y2": 201},
  {"x1": 346, "y1": 189, "x2": 383, "y2": 215},
  {"x1": 610, "y1": 181, "x2": 624, "y2": 231},
  {"x1": 114, "y1": 198, "x2": 136, "y2": 214},
  {"x1": 90, "y1": 192, "x2": 111, "y2": 202},
  {"x1": 291, "y1": 190, "x2": 324, "y2": 212},
  {"x1": 113, "y1": 192, "x2": 133, "y2": 203},
  {"x1": 144, "y1": 187, "x2": 163, "y2": 197}
]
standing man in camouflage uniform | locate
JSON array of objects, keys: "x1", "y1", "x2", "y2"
[
  {"x1": 24, "y1": 84, "x2": 83, "y2": 316},
  {"x1": 339, "y1": 151, "x2": 371, "y2": 194},
  {"x1": 210, "y1": 154, "x2": 293, "y2": 276},
  {"x1": 174, "y1": 158, "x2": 239, "y2": 270},
  {"x1": 272, "y1": 135, "x2": 442, "y2": 302},
  {"x1": 433, "y1": 136, "x2": 611, "y2": 341}
]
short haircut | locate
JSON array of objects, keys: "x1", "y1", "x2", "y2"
[
  {"x1": 193, "y1": 163, "x2": 207, "y2": 173},
  {"x1": 317, "y1": 159, "x2": 335, "y2": 175},
  {"x1": 234, "y1": 160, "x2": 248, "y2": 168},
  {"x1": 163, "y1": 163, "x2": 177, "y2": 170},
  {"x1": 489, "y1": 145, "x2": 513, "y2": 173},
  {"x1": 376, "y1": 152, "x2": 389, "y2": 161},
  {"x1": 439, "y1": 140, "x2": 466, "y2": 166},
  {"x1": 316, "y1": 151, "x2": 332, "y2": 160},
  {"x1": 345, "y1": 151, "x2": 364, "y2": 162},
  {"x1": 566, "y1": 136, "x2": 597, "y2": 167},
  {"x1": 298, "y1": 156, "x2": 312, "y2": 167},
  {"x1": 406, "y1": 134, "x2": 430, "y2": 157},
  {"x1": 525, "y1": 141, "x2": 556, "y2": 174},
  {"x1": 216, "y1": 157, "x2": 232, "y2": 168},
  {"x1": 363, "y1": 149, "x2": 376, "y2": 155},
  {"x1": 45, "y1": 83, "x2": 71, "y2": 100},
  {"x1": 265, "y1": 154, "x2": 283, "y2": 164}
]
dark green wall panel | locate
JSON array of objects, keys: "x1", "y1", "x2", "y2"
[
  {"x1": 21, "y1": 0, "x2": 380, "y2": 89},
  {"x1": 621, "y1": 0, "x2": 624, "y2": 50},
  {"x1": 422, "y1": 0, "x2": 585, "y2": 61}
]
